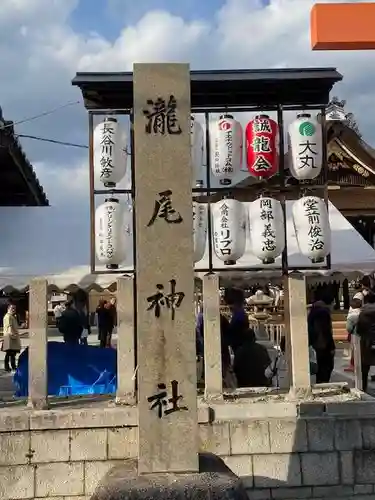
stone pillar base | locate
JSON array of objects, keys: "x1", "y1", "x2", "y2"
[{"x1": 91, "y1": 452, "x2": 248, "y2": 500}]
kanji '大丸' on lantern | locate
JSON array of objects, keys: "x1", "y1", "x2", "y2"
[
  {"x1": 292, "y1": 196, "x2": 331, "y2": 263},
  {"x1": 288, "y1": 113, "x2": 323, "y2": 180},
  {"x1": 191, "y1": 116, "x2": 204, "y2": 187},
  {"x1": 93, "y1": 117, "x2": 128, "y2": 188},
  {"x1": 210, "y1": 115, "x2": 243, "y2": 185},
  {"x1": 193, "y1": 202, "x2": 207, "y2": 263},
  {"x1": 246, "y1": 115, "x2": 278, "y2": 178},
  {"x1": 95, "y1": 198, "x2": 127, "y2": 269},
  {"x1": 212, "y1": 198, "x2": 246, "y2": 265},
  {"x1": 249, "y1": 197, "x2": 285, "y2": 264}
]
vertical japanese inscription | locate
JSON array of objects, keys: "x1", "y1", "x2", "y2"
[
  {"x1": 259, "y1": 198, "x2": 277, "y2": 253},
  {"x1": 303, "y1": 197, "x2": 324, "y2": 251},
  {"x1": 143, "y1": 95, "x2": 182, "y2": 135}
]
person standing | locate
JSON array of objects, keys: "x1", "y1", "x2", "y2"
[
  {"x1": 96, "y1": 300, "x2": 112, "y2": 348},
  {"x1": 1, "y1": 304, "x2": 21, "y2": 372},
  {"x1": 345, "y1": 297, "x2": 362, "y2": 372},
  {"x1": 356, "y1": 292, "x2": 375, "y2": 392},
  {"x1": 58, "y1": 301, "x2": 82, "y2": 345},
  {"x1": 53, "y1": 302, "x2": 64, "y2": 329},
  {"x1": 308, "y1": 294, "x2": 335, "y2": 384}
]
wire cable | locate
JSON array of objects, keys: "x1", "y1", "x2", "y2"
[{"x1": 16, "y1": 134, "x2": 88, "y2": 149}]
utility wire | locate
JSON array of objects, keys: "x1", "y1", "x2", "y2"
[
  {"x1": 0, "y1": 100, "x2": 81, "y2": 130},
  {"x1": 16, "y1": 134, "x2": 88, "y2": 149}
]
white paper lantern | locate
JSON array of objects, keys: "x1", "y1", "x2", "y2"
[
  {"x1": 292, "y1": 196, "x2": 331, "y2": 263},
  {"x1": 94, "y1": 117, "x2": 128, "y2": 187},
  {"x1": 210, "y1": 114, "x2": 243, "y2": 185},
  {"x1": 95, "y1": 198, "x2": 127, "y2": 269},
  {"x1": 191, "y1": 116, "x2": 204, "y2": 187},
  {"x1": 249, "y1": 197, "x2": 285, "y2": 264},
  {"x1": 212, "y1": 198, "x2": 246, "y2": 265},
  {"x1": 192, "y1": 202, "x2": 207, "y2": 263},
  {"x1": 288, "y1": 113, "x2": 323, "y2": 180}
]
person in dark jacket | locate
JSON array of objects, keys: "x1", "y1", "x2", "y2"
[
  {"x1": 356, "y1": 291, "x2": 375, "y2": 391},
  {"x1": 224, "y1": 288, "x2": 249, "y2": 353},
  {"x1": 233, "y1": 328, "x2": 271, "y2": 387},
  {"x1": 308, "y1": 294, "x2": 335, "y2": 383},
  {"x1": 58, "y1": 301, "x2": 83, "y2": 345},
  {"x1": 96, "y1": 300, "x2": 113, "y2": 348}
]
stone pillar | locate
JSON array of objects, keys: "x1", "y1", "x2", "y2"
[
  {"x1": 133, "y1": 63, "x2": 198, "y2": 474},
  {"x1": 116, "y1": 276, "x2": 136, "y2": 405},
  {"x1": 203, "y1": 273, "x2": 222, "y2": 399},
  {"x1": 353, "y1": 335, "x2": 363, "y2": 391},
  {"x1": 284, "y1": 273, "x2": 311, "y2": 396},
  {"x1": 28, "y1": 278, "x2": 48, "y2": 409}
]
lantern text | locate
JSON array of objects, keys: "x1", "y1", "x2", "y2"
[{"x1": 303, "y1": 198, "x2": 325, "y2": 251}]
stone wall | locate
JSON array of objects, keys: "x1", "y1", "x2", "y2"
[{"x1": 2, "y1": 401, "x2": 375, "y2": 500}]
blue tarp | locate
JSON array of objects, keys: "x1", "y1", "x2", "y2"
[{"x1": 14, "y1": 341, "x2": 117, "y2": 397}]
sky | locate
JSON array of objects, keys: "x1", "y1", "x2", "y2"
[{"x1": 1, "y1": 0, "x2": 375, "y2": 231}]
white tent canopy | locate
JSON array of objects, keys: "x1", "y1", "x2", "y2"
[{"x1": 0, "y1": 201, "x2": 374, "y2": 291}]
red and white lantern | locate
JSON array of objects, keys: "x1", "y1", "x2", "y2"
[
  {"x1": 292, "y1": 196, "x2": 331, "y2": 263},
  {"x1": 210, "y1": 114, "x2": 243, "y2": 185},
  {"x1": 246, "y1": 115, "x2": 279, "y2": 178},
  {"x1": 249, "y1": 197, "x2": 285, "y2": 264},
  {"x1": 212, "y1": 198, "x2": 246, "y2": 265}
]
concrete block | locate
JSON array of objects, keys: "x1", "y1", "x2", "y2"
[
  {"x1": 230, "y1": 421, "x2": 270, "y2": 455},
  {"x1": 306, "y1": 419, "x2": 334, "y2": 451},
  {"x1": 245, "y1": 490, "x2": 271, "y2": 500},
  {"x1": 0, "y1": 432, "x2": 30, "y2": 466},
  {"x1": 341, "y1": 451, "x2": 354, "y2": 485},
  {"x1": 211, "y1": 402, "x2": 297, "y2": 421},
  {"x1": 334, "y1": 419, "x2": 362, "y2": 450},
  {"x1": 199, "y1": 423, "x2": 230, "y2": 456},
  {"x1": 31, "y1": 430, "x2": 70, "y2": 463},
  {"x1": 197, "y1": 405, "x2": 210, "y2": 424},
  {"x1": 325, "y1": 401, "x2": 375, "y2": 416},
  {"x1": 63, "y1": 497, "x2": 90, "y2": 500},
  {"x1": 354, "y1": 484, "x2": 374, "y2": 495},
  {"x1": 361, "y1": 420, "x2": 375, "y2": 449},
  {"x1": 252, "y1": 453, "x2": 301, "y2": 488},
  {"x1": 0, "y1": 412, "x2": 29, "y2": 432},
  {"x1": 70, "y1": 429, "x2": 107, "y2": 461},
  {"x1": 312, "y1": 485, "x2": 354, "y2": 497},
  {"x1": 269, "y1": 419, "x2": 307, "y2": 453},
  {"x1": 223, "y1": 455, "x2": 253, "y2": 487},
  {"x1": 85, "y1": 460, "x2": 122, "y2": 496},
  {"x1": 355, "y1": 450, "x2": 375, "y2": 483},
  {"x1": 35, "y1": 462, "x2": 84, "y2": 497},
  {"x1": 0, "y1": 465, "x2": 35, "y2": 500},
  {"x1": 300, "y1": 452, "x2": 339, "y2": 486},
  {"x1": 298, "y1": 403, "x2": 325, "y2": 417},
  {"x1": 271, "y1": 486, "x2": 312, "y2": 499},
  {"x1": 29, "y1": 407, "x2": 137, "y2": 430},
  {"x1": 107, "y1": 427, "x2": 138, "y2": 459}
]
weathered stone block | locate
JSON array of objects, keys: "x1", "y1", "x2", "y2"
[
  {"x1": 31, "y1": 430, "x2": 70, "y2": 463},
  {"x1": 199, "y1": 423, "x2": 230, "y2": 456},
  {"x1": 0, "y1": 432, "x2": 30, "y2": 466},
  {"x1": 354, "y1": 484, "x2": 374, "y2": 495},
  {"x1": 306, "y1": 419, "x2": 334, "y2": 451},
  {"x1": 300, "y1": 452, "x2": 339, "y2": 486},
  {"x1": 211, "y1": 402, "x2": 297, "y2": 420},
  {"x1": 334, "y1": 419, "x2": 362, "y2": 450},
  {"x1": 230, "y1": 421, "x2": 270, "y2": 455},
  {"x1": 312, "y1": 485, "x2": 354, "y2": 497},
  {"x1": 70, "y1": 429, "x2": 107, "y2": 461},
  {"x1": 245, "y1": 490, "x2": 271, "y2": 500},
  {"x1": 35, "y1": 462, "x2": 84, "y2": 497},
  {"x1": 107, "y1": 427, "x2": 138, "y2": 459},
  {"x1": 0, "y1": 413, "x2": 29, "y2": 432},
  {"x1": 269, "y1": 419, "x2": 307, "y2": 453},
  {"x1": 0, "y1": 465, "x2": 34, "y2": 500},
  {"x1": 84, "y1": 460, "x2": 127, "y2": 496},
  {"x1": 340, "y1": 451, "x2": 354, "y2": 485},
  {"x1": 252, "y1": 453, "x2": 301, "y2": 488},
  {"x1": 223, "y1": 455, "x2": 253, "y2": 487},
  {"x1": 361, "y1": 420, "x2": 375, "y2": 449},
  {"x1": 271, "y1": 486, "x2": 312, "y2": 499},
  {"x1": 355, "y1": 450, "x2": 375, "y2": 484}
]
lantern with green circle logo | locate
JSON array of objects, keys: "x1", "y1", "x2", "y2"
[{"x1": 288, "y1": 113, "x2": 322, "y2": 180}]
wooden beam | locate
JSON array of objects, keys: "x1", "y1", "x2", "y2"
[{"x1": 311, "y1": 3, "x2": 375, "y2": 50}]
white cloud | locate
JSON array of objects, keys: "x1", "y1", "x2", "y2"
[{"x1": 2, "y1": 0, "x2": 375, "y2": 210}]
